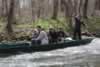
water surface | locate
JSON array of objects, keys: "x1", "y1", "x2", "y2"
[{"x1": 0, "y1": 38, "x2": 100, "y2": 67}]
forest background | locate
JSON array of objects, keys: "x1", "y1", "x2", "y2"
[{"x1": 0, "y1": 0, "x2": 100, "y2": 41}]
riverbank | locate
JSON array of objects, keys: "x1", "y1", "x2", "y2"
[{"x1": 0, "y1": 17, "x2": 100, "y2": 41}]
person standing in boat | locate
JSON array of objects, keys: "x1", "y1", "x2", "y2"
[
  {"x1": 72, "y1": 15, "x2": 85, "y2": 40},
  {"x1": 32, "y1": 26, "x2": 49, "y2": 45}
]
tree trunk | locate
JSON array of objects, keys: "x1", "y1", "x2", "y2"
[
  {"x1": 61, "y1": 0, "x2": 73, "y2": 33},
  {"x1": 6, "y1": 0, "x2": 15, "y2": 38},
  {"x1": 1, "y1": 0, "x2": 5, "y2": 17},
  {"x1": 52, "y1": 0, "x2": 59, "y2": 19},
  {"x1": 83, "y1": 0, "x2": 88, "y2": 18},
  {"x1": 61, "y1": 0, "x2": 73, "y2": 17},
  {"x1": 95, "y1": 0, "x2": 100, "y2": 10},
  {"x1": 15, "y1": 0, "x2": 20, "y2": 17},
  {"x1": 1, "y1": 0, "x2": 8, "y2": 17},
  {"x1": 31, "y1": 0, "x2": 35, "y2": 21},
  {"x1": 79, "y1": 0, "x2": 83, "y2": 16}
]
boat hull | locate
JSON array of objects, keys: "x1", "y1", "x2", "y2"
[{"x1": 0, "y1": 39, "x2": 93, "y2": 53}]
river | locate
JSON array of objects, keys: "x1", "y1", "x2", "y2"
[{"x1": 0, "y1": 38, "x2": 100, "y2": 67}]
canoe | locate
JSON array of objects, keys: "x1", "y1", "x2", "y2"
[{"x1": 0, "y1": 38, "x2": 93, "y2": 53}]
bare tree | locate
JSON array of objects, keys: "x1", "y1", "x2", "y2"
[
  {"x1": 83, "y1": 0, "x2": 89, "y2": 18},
  {"x1": 52, "y1": 0, "x2": 59, "y2": 19},
  {"x1": 61, "y1": 0, "x2": 73, "y2": 17},
  {"x1": 95, "y1": 0, "x2": 100, "y2": 10},
  {"x1": 15, "y1": 0, "x2": 21, "y2": 17},
  {"x1": 6, "y1": 0, "x2": 15, "y2": 38},
  {"x1": 31, "y1": 0, "x2": 35, "y2": 21},
  {"x1": 37, "y1": 0, "x2": 42, "y2": 18},
  {"x1": 1, "y1": 0, "x2": 8, "y2": 17}
]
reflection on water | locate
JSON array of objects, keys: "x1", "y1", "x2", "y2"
[{"x1": 0, "y1": 38, "x2": 100, "y2": 67}]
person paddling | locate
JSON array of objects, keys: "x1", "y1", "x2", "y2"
[{"x1": 72, "y1": 16, "x2": 85, "y2": 40}]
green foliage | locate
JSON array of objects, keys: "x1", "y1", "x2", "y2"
[
  {"x1": 84, "y1": 17, "x2": 100, "y2": 32},
  {"x1": 0, "y1": 17, "x2": 100, "y2": 41},
  {"x1": 32, "y1": 18, "x2": 69, "y2": 31}
]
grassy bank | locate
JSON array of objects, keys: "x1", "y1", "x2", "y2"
[
  {"x1": 15, "y1": 17, "x2": 100, "y2": 32},
  {"x1": 0, "y1": 17, "x2": 100, "y2": 41}
]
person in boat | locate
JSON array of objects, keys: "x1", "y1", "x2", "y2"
[
  {"x1": 32, "y1": 29, "x2": 41, "y2": 44},
  {"x1": 32, "y1": 29, "x2": 39, "y2": 39},
  {"x1": 57, "y1": 28, "x2": 67, "y2": 42},
  {"x1": 48, "y1": 28, "x2": 58, "y2": 43},
  {"x1": 36, "y1": 26, "x2": 42, "y2": 34},
  {"x1": 32, "y1": 26, "x2": 49, "y2": 45},
  {"x1": 72, "y1": 15, "x2": 85, "y2": 40}
]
